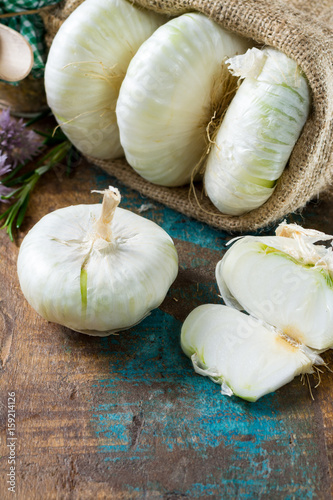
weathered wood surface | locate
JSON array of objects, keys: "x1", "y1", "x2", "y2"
[{"x1": 0, "y1": 157, "x2": 333, "y2": 499}]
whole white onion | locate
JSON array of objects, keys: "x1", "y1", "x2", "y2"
[
  {"x1": 45, "y1": 0, "x2": 165, "y2": 159},
  {"x1": 17, "y1": 187, "x2": 178, "y2": 336}
]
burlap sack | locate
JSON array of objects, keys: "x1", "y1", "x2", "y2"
[{"x1": 42, "y1": 0, "x2": 333, "y2": 232}]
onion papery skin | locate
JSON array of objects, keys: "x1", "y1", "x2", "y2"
[
  {"x1": 204, "y1": 48, "x2": 311, "y2": 215},
  {"x1": 17, "y1": 204, "x2": 178, "y2": 336},
  {"x1": 116, "y1": 12, "x2": 250, "y2": 187},
  {"x1": 45, "y1": 0, "x2": 164, "y2": 159},
  {"x1": 181, "y1": 304, "x2": 321, "y2": 402},
  {"x1": 216, "y1": 235, "x2": 333, "y2": 350}
]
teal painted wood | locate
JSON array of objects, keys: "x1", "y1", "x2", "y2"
[{"x1": 79, "y1": 171, "x2": 331, "y2": 499}]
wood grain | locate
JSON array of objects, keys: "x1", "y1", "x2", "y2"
[{"x1": 1, "y1": 158, "x2": 333, "y2": 499}]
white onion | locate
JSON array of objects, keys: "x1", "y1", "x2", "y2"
[
  {"x1": 17, "y1": 187, "x2": 178, "y2": 336},
  {"x1": 204, "y1": 47, "x2": 311, "y2": 215},
  {"x1": 116, "y1": 12, "x2": 251, "y2": 186},
  {"x1": 181, "y1": 304, "x2": 322, "y2": 402},
  {"x1": 216, "y1": 223, "x2": 333, "y2": 350},
  {"x1": 45, "y1": 0, "x2": 164, "y2": 159}
]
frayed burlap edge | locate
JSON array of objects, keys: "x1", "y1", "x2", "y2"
[{"x1": 43, "y1": 0, "x2": 333, "y2": 232}]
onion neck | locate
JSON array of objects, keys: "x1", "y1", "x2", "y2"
[{"x1": 92, "y1": 186, "x2": 121, "y2": 242}]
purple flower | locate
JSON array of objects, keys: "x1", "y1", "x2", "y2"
[
  {"x1": 0, "y1": 108, "x2": 43, "y2": 168},
  {"x1": 0, "y1": 153, "x2": 11, "y2": 176},
  {"x1": 0, "y1": 153, "x2": 13, "y2": 203},
  {"x1": 0, "y1": 183, "x2": 13, "y2": 202}
]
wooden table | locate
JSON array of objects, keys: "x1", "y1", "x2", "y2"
[{"x1": 0, "y1": 156, "x2": 333, "y2": 499}]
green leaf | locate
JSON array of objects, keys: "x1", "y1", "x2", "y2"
[{"x1": 16, "y1": 194, "x2": 30, "y2": 229}]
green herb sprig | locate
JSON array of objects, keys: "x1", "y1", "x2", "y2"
[{"x1": 0, "y1": 111, "x2": 78, "y2": 241}]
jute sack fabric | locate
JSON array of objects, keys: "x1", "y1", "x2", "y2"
[{"x1": 42, "y1": 0, "x2": 333, "y2": 232}]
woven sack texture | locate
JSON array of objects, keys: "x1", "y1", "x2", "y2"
[{"x1": 42, "y1": 0, "x2": 333, "y2": 232}]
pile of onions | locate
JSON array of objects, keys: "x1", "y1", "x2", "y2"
[{"x1": 45, "y1": 0, "x2": 311, "y2": 216}]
